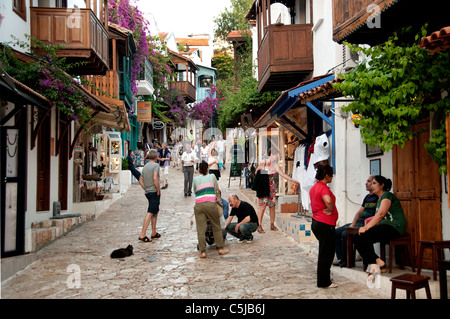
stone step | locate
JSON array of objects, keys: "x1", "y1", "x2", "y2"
[{"x1": 30, "y1": 215, "x2": 94, "y2": 252}]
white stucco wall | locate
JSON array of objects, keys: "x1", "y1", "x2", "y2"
[
  {"x1": 332, "y1": 99, "x2": 393, "y2": 226},
  {"x1": 24, "y1": 106, "x2": 76, "y2": 228},
  {"x1": 0, "y1": 0, "x2": 30, "y2": 51}
]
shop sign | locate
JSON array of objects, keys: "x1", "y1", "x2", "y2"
[
  {"x1": 152, "y1": 121, "x2": 165, "y2": 130},
  {"x1": 137, "y1": 101, "x2": 152, "y2": 122}
]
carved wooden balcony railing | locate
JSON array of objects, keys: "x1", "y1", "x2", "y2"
[
  {"x1": 80, "y1": 70, "x2": 120, "y2": 105},
  {"x1": 172, "y1": 81, "x2": 196, "y2": 104},
  {"x1": 30, "y1": 7, "x2": 108, "y2": 75},
  {"x1": 257, "y1": 23, "x2": 313, "y2": 92}
]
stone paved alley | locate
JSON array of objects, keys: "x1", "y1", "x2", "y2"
[{"x1": 1, "y1": 166, "x2": 390, "y2": 300}]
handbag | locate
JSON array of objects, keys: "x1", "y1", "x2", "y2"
[{"x1": 252, "y1": 170, "x2": 270, "y2": 198}]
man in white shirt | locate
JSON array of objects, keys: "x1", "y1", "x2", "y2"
[{"x1": 181, "y1": 143, "x2": 198, "y2": 197}]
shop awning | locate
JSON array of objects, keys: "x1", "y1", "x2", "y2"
[
  {"x1": 254, "y1": 74, "x2": 336, "y2": 129},
  {"x1": 254, "y1": 73, "x2": 344, "y2": 169},
  {"x1": 0, "y1": 68, "x2": 51, "y2": 126},
  {"x1": 90, "y1": 101, "x2": 131, "y2": 132},
  {"x1": 5, "y1": 47, "x2": 129, "y2": 132}
]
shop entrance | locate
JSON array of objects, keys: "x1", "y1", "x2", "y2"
[{"x1": 1, "y1": 119, "x2": 26, "y2": 257}]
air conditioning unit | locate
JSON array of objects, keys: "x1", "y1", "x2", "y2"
[{"x1": 343, "y1": 46, "x2": 359, "y2": 71}]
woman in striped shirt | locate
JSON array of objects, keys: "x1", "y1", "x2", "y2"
[{"x1": 193, "y1": 161, "x2": 230, "y2": 258}]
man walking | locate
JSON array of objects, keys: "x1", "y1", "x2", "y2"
[
  {"x1": 225, "y1": 195, "x2": 259, "y2": 243},
  {"x1": 181, "y1": 143, "x2": 197, "y2": 197},
  {"x1": 138, "y1": 149, "x2": 161, "y2": 242}
]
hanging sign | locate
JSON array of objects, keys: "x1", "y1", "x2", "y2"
[
  {"x1": 152, "y1": 121, "x2": 165, "y2": 130},
  {"x1": 137, "y1": 101, "x2": 152, "y2": 122}
]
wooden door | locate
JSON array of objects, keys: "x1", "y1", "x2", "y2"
[
  {"x1": 393, "y1": 122, "x2": 442, "y2": 269},
  {"x1": 58, "y1": 120, "x2": 69, "y2": 211},
  {"x1": 36, "y1": 111, "x2": 51, "y2": 211}
]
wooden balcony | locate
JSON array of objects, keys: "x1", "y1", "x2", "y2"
[
  {"x1": 332, "y1": 0, "x2": 449, "y2": 45},
  {"x1": 172, "y1": 81, "x2": 196, "y2": 104},
  {"x1": 30, "y1": 7, "x2": 108, "y2": 75},
  {"x1": 80, "y1": 70, "x2": 120, "y2": 105},
  {"x1": 257, "y1": 24, "x2": 313, "y2": 92}
]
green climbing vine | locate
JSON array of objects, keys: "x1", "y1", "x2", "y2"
[{"x1": 333, "y1": 25, "x2": 450, "y2": 173}]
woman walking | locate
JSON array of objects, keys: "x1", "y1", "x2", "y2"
[
  {"x1": 193, "y1": 161, "x2": 229, "y2": 258},
  {"x1": 309, "y1": 164, "x2": 338, "y2": 288}
]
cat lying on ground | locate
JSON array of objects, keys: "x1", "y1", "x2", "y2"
[{"x1": 110, "y1": 245, "x2": 133, "y2": 258}]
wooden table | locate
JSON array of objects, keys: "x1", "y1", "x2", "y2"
[
  {"x1": 438, "y1": 259, "x2": 450, "y2": 299},
  {"x1": 345, "y1": 226, "x2": 359, "y2": 268}
]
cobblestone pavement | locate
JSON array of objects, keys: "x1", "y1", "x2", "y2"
[{"x1": 1, "y1": 166, "x2": 387, "y2": 300}]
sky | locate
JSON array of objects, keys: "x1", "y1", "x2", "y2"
[{"x1": 135, "y1": 0, "x2": 232, "y2": 38}]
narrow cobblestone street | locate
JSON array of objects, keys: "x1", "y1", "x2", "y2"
[{"x1": 1, "y1": 166, "x2": 387, "y2": 300}]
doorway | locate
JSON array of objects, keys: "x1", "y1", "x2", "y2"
[{"x1": 1, "y1": 115, "x2": 27, "y2": 257}]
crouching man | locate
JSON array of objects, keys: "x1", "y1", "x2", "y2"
[{"x1": 224, "y1": 195, "x2": 259, "y2": 243}]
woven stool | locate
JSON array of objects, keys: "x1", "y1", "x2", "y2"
[{"x1": 390, "y1": 273, "x2": 431, "y2": 299}]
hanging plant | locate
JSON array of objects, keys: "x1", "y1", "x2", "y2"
[
  {"x1": 190, "y1": 85, "x2": 225, "y2": 125},
  {"x1": 108, "y1": 0, "x2": 150, "y2": 96},
  {"x1": 165, "y1": 86, "x2": 190, "y2": 127},
  {"x1": 333, "y1": 25, "x2": 450, "y2": 173},
  {"x1": 1, "y1": 36, "x2": 100, "y2": 133}
]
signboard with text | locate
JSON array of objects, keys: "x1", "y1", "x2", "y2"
[{"x1": 137, "y1": 101, "x2": 152, "y2": 122}]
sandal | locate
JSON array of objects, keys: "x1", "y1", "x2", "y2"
[
  {"x1": 138, "y1": 236, "x2": 151, "y2": 242},
  {"x1": 257, "y1": 226, "x2": 265, "y2": 233},
  {"x1": 218, "y1": 249, "x2": 230, "y2": 255},
  {"x1": 270, "y1": 224, "x2": 278, "y2": 231},
  {"x1": 151, "y1": 233, "x2": 161, "y2": 239},
  {"x1": 200, "y1": 252, "x2": 206, "y2": 258}
]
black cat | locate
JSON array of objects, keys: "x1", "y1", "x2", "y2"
[{"x1": 110, "y1": 245, "x2": 134, "y2": 258}]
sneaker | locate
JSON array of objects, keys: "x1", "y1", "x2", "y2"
[{"x1": 246, "y1": 237, "x2": 254, "y2": 244}]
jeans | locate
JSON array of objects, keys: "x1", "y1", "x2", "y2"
[
  {"x1": 335, "y1": 221, "x2": 364, "y2": 263},
  {"x1": 226, "y1": 222, "x2": 258, "y2": 240},
  {"x1": 183, "y1": 165, "x2": 194, "y2": 195},
  {"x1": 129, "y1": 165, "x2": 141, "y2": 181}
]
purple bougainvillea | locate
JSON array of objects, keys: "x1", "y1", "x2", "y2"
[
  {"x1": 190, "y1": 85, "x2": 224, "y2": 125},
  {"x1": 108, "y1": 0, "x2": 150, "y2": 96}
]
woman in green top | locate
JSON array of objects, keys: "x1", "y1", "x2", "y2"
[{"x1": 354, "y1": 175, "x2": 406, "y2": 276}]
